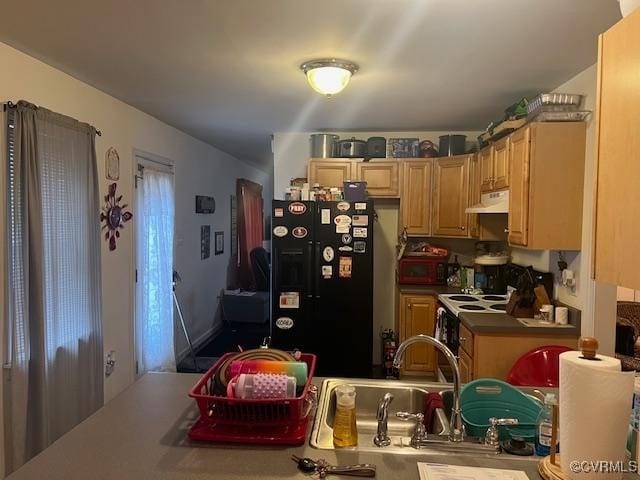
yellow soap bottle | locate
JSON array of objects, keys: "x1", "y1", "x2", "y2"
[{"x1": 333, "y1": 384, "x2": 358, "y2": 447}]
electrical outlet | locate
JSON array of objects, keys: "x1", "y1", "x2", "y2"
[{"x1": 105, "y1": 350, "x2": 116, "y2": 377}]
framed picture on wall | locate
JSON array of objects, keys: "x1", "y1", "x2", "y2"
[{"x1": 215, "y1": 231, "x2": 224, "y2": 255}]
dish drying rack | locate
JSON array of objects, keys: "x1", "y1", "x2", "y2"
[{"x1": 188, "y1": 352, "x2": 317, "y2": 445}]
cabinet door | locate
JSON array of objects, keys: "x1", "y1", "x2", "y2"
[
  {"x1": 458, "y1": 349, "x2": 473, "y2": 384},
  {"x1": 399, "y1": 294, "x2": 437, "y2": 375},
  {"x1": 401, "y1": 160, "x2": 432, "y2": 236},
  {"x1": 478, "y1": 146, "x2": 494, "y2": 193},
  {"x1": 492, "y1": 137, "x2": 510, "y2": 190},
  {"x1": 432, "y1": 156, "x2": 470, "y2": 237},
  {"x1": 356, "y1": 161, "x2": 400, "y2": 197},
  {"x1": 308, "y1": 160, "x2": 353, "y2": 188},
  {"x1": 595, "y1": 13, "x2": 640, "y2": 288},
  {"x1": 507, "y1": 127, "x2": 531, "y2": 246}
]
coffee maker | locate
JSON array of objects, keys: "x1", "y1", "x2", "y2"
[{"x1": 476, "y1": 264, "x2": 507, "y2": 294}]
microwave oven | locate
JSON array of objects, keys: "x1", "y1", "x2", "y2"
[{"x1": 398, "y1": 257, "x2": 447, "y2": 285}]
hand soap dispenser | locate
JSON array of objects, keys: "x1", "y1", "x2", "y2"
[{"x1": 333, "y1": 384, "x2": 358, "y2": 447}]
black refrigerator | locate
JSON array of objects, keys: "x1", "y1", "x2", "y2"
[{"x1": 270, "y1": 200, "x2": 374, "y2": 378}]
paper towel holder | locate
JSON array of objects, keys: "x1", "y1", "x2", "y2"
[{"x1": 579, "y1": 336, "x2": 600, "y2": 361}]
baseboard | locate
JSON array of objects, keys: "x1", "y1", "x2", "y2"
[{"x1": 176, "y1": 322, "x2": 223, "y2": 362}]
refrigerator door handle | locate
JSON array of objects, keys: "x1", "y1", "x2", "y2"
[
  {"x1": 314, "y1": 241, "x2": 321, "y2": 299},
  {"x1": 306, "y1": 241, "x2": 314, "y2": 298}
]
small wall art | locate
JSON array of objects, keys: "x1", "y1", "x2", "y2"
[
  {"x1": 201, "y1": 225, "x2": 211, "y2": 259},
  {"x1": 215, "y1": 231, "x2": 224, "y2": 255},
  {"x1": 100, "y1": 182, "x2": 133, "y2": 251},
  {"x1": 105, "y1": 147, "x2": 120, "y2": 181}
]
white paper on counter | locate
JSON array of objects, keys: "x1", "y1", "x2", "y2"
[{"x1": 417, "y1": 463, "x2": 529, "y2": 480}]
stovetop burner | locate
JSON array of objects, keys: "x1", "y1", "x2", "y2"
[
  {"x1": 448, "y1": 295, "x2": 479, "y2": 302},
  {"x1": 490, "y1": 304, "x2": 507, "y2": 311},
  {"x1": 459, "y1": 304, "x2": 487, "y2": 311},
  {"x1": 482, "y1": 295, "x2": 507, "y2": 301}
]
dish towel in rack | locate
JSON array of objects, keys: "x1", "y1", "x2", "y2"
[{"x1": 434, "y1": 307, "x2": 447, "y2": 342}]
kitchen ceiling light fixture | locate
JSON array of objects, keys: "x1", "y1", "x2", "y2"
[{"x1": 300, "y1": 59, "x2": 358, "y2": 96}]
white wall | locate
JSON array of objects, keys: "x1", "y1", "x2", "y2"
[
  {"x1": 0, "y1": 42, "x2": 271, "y2": 402},
  {"x1": 272, "y1": 130, "x2": 481, "y2": 199}
]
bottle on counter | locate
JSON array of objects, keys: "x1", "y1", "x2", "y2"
[
  {"x1": 535, "y1": 393, "x2": 559, "y2": 456},
  {"x1": 333, "y1": 384, "x2": 358, "y2": 447}
]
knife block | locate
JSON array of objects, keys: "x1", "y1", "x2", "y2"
[{"x1": 506, "y1": 293, "x2": 535, "y2": 318}]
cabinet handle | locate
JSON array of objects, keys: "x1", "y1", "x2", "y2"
[
  {"x1": 460, "y1": 226, "x2": 466, "y2": 230},
  {"x1": 408, "y1": 304, "x2": 412, "y2": 310},
  {"x1": 504, "y1": 228, "x2": 510, "y2": 233},
  {"x1": 460, "y1": 337, "x2": 467, "y2": 342}
]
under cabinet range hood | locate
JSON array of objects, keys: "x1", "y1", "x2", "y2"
[{"x1": 465, "y1": 190, "x2": 509, "y2": 214}]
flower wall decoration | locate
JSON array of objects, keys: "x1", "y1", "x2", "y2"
[{"x1": 101, "y1": 182, "x2": 133, "y2": 251}]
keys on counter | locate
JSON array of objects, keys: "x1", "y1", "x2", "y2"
[{"x1": 290, "y1": 455, "x2": 376, "y2": 478}]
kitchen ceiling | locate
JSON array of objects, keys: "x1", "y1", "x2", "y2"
[{"x1": 0, "y1": 0, "x2": 621, "y2": 169}]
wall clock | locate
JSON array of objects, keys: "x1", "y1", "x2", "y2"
[{"x1": 100, "y1": 182, "x2": 133, "y2": 251}]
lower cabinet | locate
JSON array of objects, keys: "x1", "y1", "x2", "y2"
[
  {"x1": 457, "y1": 325, "x2": 578, "y2": 381},
  {"x1": 398, "y1": 293, "x2": 437, "y2": 376}
]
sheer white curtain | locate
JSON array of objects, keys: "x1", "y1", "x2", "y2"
[
  {"x1": 5, "y1": 101, "x2": 103, "y2": 473},
  {"x1": 135, "y1": 162, "x2": 175, "y2": 375}
]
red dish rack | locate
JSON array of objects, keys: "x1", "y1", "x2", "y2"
[{"x1": 188, "y1": 352, "x2": 317, "y2": 445}]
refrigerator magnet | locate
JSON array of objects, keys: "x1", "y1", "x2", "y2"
[
  {"x1": 336, "y1": 225, "x2": 350, "y2": 234},
  {"x1": 322, "y1": 246, "x2": 335, "y2": 262},
  {"x1": 354, "y1": 241, "x2": 366, "y2": 253},
  {"x1": 288, "y1": 202, "x2": 307, "y2": 214},
  {"x1": 341, "y1": 233, "x2": 352, "y2": 244},
  {"x1": 339, "y1": 246, "x2": 353, "y2": 252},
  {"x1": 339, "y1": 257, "x2": 352, "y2": 278},
  {"x1": 279, "y1": 292, "x2": 300, "y2": 309},
  {"x1": 292, "y1": 226, "x2": 308, "y2": 238},
  {"x1": 274, "y1": 208, "x2": 284, "y2": 218},
  {"x1": 334, "y1": 214, "x2": 352, "y2": 226},
  {"x1": 275, "y1": 317, "x2": 294, "y2": 330},
  {"x1": 322, "y1": 265, "x2": 333, "y2": 278},
  {"x1": 321, "y1": 209, "x2": 331, "y2": 224},
  {"x1": 355, "y1": 202, "x2": 367, "y2": 211},
  {"x1": 353, "y1": 227, "x2": 368, "y2": 238},
  {"x1": 273, "y1": 226, "x2": 288, "y2": 237},
  {"x1": 352, "y1": 215, "x2": 369, "y2": 226},
  {"x1": 336, "y1": 201, "x2": 350, "y2": 212}
]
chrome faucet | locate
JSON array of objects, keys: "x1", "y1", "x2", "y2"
[
  {"x1": 393, "y1": 334, "x2": 465, "y2": 443},
  {"x1": 373, "y1": 393, "x2": 394, "y2": 447}
]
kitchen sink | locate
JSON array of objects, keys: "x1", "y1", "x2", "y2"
[{"x1": 309, "y1": 378, "x2": 545, "y2": 458}]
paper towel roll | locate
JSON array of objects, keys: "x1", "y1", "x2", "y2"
[{"x1": 559, "y1": 350, "x2": 634, "y2": 480}]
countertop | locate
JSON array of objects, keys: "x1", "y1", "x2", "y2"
[
  {"x1": 7, "y1": 372, "x2": 556, "y2": 480},
  {"x1": 458, "y1": 312, "x2": 579, "y2": 336}
]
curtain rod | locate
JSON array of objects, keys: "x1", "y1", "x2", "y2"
[{"x1": 4, "y1": 101, "x2": 102, "y2": 136}]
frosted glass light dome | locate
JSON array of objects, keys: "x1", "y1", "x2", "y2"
[{"x1": 300, "y1": 59, "x2": 358, "y2": 96}]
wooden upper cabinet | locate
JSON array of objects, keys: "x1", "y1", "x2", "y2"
[
  {"x1": 308, "y1": 159, "x2": 399, "y2": 198},
  {"x1": 355, "y1": 161, "x2": 400, "y2": 197},
  {"x1": 508, "y1": 122, "x2": 586, "y2": 249},
  {"x1": 401, "y1": 159, "x2": 433, "y2": 236},
  {"x1": 594, "y1": 13, "x2": 640, "y2": 289},
  {"x1": 308, "y1": 159, "x2": 353, "y2": 188},
  {"x1": 479, "y1": 138, "x2": 509, "y2": 193},
  {"x1": 468, "y1": 154, "x2": 481, "y2": 238},
  {"x1": 398, "y1": 294, "x2": 437, "y2": 375},
  {"x1": 492, "y1": 137, "x2": 510, "y2": 190},
  {"x1": 507, "y1": 127, "x2": 531, "y2": 246},
  {"x1": 432, "y1": 155, "x2": 470, "y2": 237},
  {"x1": 479, "y1": 145, "x2": 494, "y2": 193}
]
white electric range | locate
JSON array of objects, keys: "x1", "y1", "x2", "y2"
[{"x1": 438, "y1": 293, "x2": 509, "y2": 316}]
